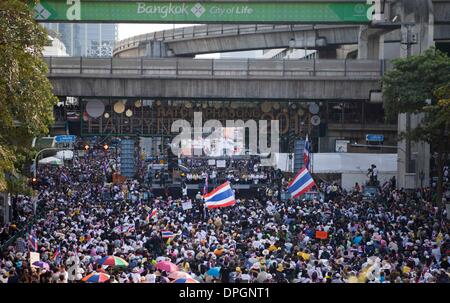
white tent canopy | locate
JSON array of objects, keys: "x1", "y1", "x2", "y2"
[
  {"x1": 56, "y1": 150, "x2": 74, "y2": 160},
  {"x1": 38, "y1": 156, "x2": 63, "y2": 166}
]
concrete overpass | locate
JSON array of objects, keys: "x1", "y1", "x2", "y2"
[
  {"x1": 113, "y1": 22, "x2": 450, "y2": 58},
  {"x1": 45, "y1": 57, "x2": 384, "y2": 100},
  {"x1": 113, "y1": 24, "x2": 362, "y2": 58}
]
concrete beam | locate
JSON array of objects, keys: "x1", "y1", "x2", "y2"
[{"x1": 48, "y1": 77, "x2": 380, "y2": 100}]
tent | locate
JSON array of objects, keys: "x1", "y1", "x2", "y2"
[
  {"x1": 56, "y1": 150, "x2": 74, "y2": 160},
  {"x1": 38, "y1": 156, "x2": 63, "y2": 166}
]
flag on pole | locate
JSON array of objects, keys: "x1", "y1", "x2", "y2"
[
  {"x1": 146, "y1": 209, "x2": 157, "y2": 222},
  {"x1": 28, "y1": 234, "x2": 38, "y2": 252},
  {"x1": 60, "y1": 171, "x2": 69, "y2": 182},
  {"x1": 203, "y1": 181, "x2": 236, "y2": 209},
  {"x1": 203, "y1": 174, "x2": 209, "y2": 195},
  {"x1": 304, "y1": 135, "x2": 311, "y2": 170},
  {"x1": 52, "y1": 244, "x2": 61, "y2": 261},
  {"x1": 287, "y1": 167, "x2": 316, "y2": 199},
  {"x1": 102, "y1": 158, "x2": 109, "y2": 174},
  {"x1": 161, "y1": 230, "x2": 175, "y2": 239}
]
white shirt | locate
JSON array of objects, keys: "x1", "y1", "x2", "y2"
[{"x1": 145, "y1": 273, "x2": 156, "y2": 283}]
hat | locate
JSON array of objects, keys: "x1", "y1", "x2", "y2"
[
  {"x1": 277, "y1": 264, "x2": 284, "y2": 272},
  {"x1": 235, "y1": 267, "x2": 241, "y2": 273}
]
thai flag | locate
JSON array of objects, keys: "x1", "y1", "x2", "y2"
[
  {"x1": 203, "y1": 174, "x2": 208, "y2": 195},
  {"x1": 287, "y1": 167, "x2": 316, "y2": 199},
  {"x1": 146, "y1": 209, "x2": 157, "y2": 222},
  {"x1": 28, "y1": 234, "x2": 38, "y2": 252},
  {"x1": 53, "y1": 245, "x2": 61, "y2": 261},
  {"x1": 203, "y1": 181, "x2": 236, "y2": 209},
  {"x1": 60, "y1": 171, "x2": 69, "y2": 182},
  {"x1": 161, "y1": 230, "x2": 174, "y2": 239},
  {"x1": 102, "y1": 159, "x2": 109, "y2": 174},
  {"x1": 304, "y1": 135, "x2": 311, "y2": 170}
]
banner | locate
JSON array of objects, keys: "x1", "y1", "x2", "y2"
[
  {"x1": 31, "y1": 1, "x2": 373, "y2": 23},
  {"x1": 29, "y1": 252, "x2": 40, "y2": 267},
  {"x1": 182, "y1": 201, "x2": 193, "y2": 210},
  {"x1": 315, "y1": 230, "x2": 328, "y2": 240},
  {"x1": 216, "y1": 160, "x2": 226, "y2": 168}
]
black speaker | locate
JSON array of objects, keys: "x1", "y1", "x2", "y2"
[
  {"x1": 319, "y1": 123, "x2": 327, "y2": 137},
  {"x1": 167, "y1": 147, "x2": 177, "y2": 170}
]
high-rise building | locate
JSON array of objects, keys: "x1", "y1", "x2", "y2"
[
  {"x1": 43, "y1": 35, "x2": 69, "y2": 57},
  {"x1": 42, "y1": 23, "x2": 118, "y2": 57}
]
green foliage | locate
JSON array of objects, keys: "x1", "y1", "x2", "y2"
[
  {"x1": 382, "y1": 47, "x2": 450, "y2": 205},
  {"x1": 382, "y1": 47, "x2": 450, "y2": 121},
  {"x1": 0, "y1": 0, "x2": 58, "y2": 192}
]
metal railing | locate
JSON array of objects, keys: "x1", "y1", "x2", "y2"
[
  {"x1": 113, "y1": 24, "x2": 357, "y2": 55},
  {"x1": 45, "y1": 57, "x2": 386, "y2": 79}
]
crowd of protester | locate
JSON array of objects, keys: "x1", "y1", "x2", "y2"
[{"x1": 0, "y1": 146, "x2": 449, "y2": 283}]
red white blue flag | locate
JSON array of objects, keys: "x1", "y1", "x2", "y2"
[
  {"x1": 203, "y1": 174, "x2": 209, "y2": 195},
  {"x1": 146, "y1": 209, "x2": 157, "y2": 222},
  {"x1": 304, "y1": 135, "x2": 311, "y2": 170},
  {"x1": 53, "y1": 244, "x2": 62, "y2": 264},
  {"x1": 161, "y1": 230, "x2": 175, "y2": 239},
  {"x1": 203, "y1": 181, "x2": 236, "y2": 209},
  {"x1": 28, "y1": 234, "x2": 38, "y2": 252},
  {"x1": 287, "y1": 167, "x2": 316, "y2": 199}
]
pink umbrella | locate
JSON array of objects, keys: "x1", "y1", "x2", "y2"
[
  {"x1": 169, "y1": 271, "x2": 192, "y2": 280},
  {"x1": 156, "y1": 261, "x2": 179, "y2": 273}
]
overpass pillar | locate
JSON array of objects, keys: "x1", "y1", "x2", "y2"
[
  {"x1": 357, "y1": 25, "x2": 384, "y2": 59},
  {"x1": 395, "y1": 0, "x2": 434, "y2": 189},
  {"x1": 145, "y1": 41, "x2": 170, "y2": 58}
]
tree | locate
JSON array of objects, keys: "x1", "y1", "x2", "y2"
[
  {"x1": 382, "y1": 47, "x2": 450, "y2": 207},
  {"x1": 0, "y1": 0, "x2": 58, "y2": 192}
]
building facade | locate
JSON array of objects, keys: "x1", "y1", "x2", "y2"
[{"x1": 42, "y1": 23, "x2": 118, "y2": 57}]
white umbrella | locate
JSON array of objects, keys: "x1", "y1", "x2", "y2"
[
  {"x1": 38, "y1": 156, "x2": 63, "y2": 166},
  {"x1": 56, "y1": 150, "x2": 74, "y2": 160}
]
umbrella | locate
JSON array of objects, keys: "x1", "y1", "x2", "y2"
[
  {"x1": 32, "y1": 261, "x2": 49, "y2": 270},
  {"x1": 206, "y1": 267, "x2": 221, "y2": 278},
  {"x1": 178, "y1": 164, "x2": 190, "y2": 173},
  {"x1": 155, "y1": 261, "x2": 179, "y2": 273},
  {"x1": 156, "y1": 256, "x2": 167, "y2": 263},
  {"x1": 173, "y1": 278, "x2": 200, "y2": 283},
  {"x1": 56, "y1": 150, "x2": 74, "y2": 160},
  {"x1": 82, "y1": 272, "x2": 110, "y2": 283},
  {"x1": 97, "y1": 256, "x2": 129, "y2": 267},
  {"x1": 169, "y1": 271, "x2": 192, "y2": 280},
  {"x1": 38, "y1": 156, "x2": 63, "y2": 166}
]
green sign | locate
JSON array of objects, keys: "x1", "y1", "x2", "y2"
[{"x1": 31, "y1": 1, "x2": 373, "y2": 23}]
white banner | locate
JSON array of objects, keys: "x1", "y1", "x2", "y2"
[
  {"x1": 30, "y1": 252, "x2": 40, "y2": 267},
  {"x1": 182, "y1": 201, "x2": 193, "y2": 210},
  {"x1": 216, "y1": 160, "x2": 226, "y2": 168}
]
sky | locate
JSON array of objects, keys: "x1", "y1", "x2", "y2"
[
  {"x1": 118, "y1": 23, "x2": 219, "y2": 58},
  {"x1": 118, "y1": 23, "x2": 196, "y2": 40}
]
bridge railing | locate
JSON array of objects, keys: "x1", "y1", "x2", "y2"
[{"x1": 45, "y1": 57, "x2": 385, "y2": 78}]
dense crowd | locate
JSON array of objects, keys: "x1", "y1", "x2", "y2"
[{"x1": 0, "y1": 148, "x2": 449, "y2": 283}]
